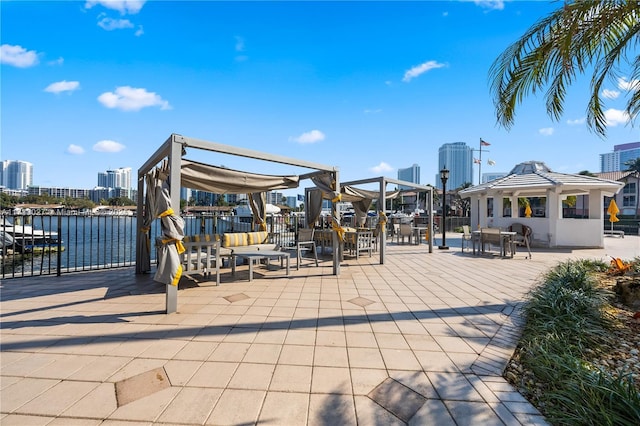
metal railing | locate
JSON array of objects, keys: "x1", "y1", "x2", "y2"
[{"x1": 0, "y1": 212, "x2": 308, "y2": 279}]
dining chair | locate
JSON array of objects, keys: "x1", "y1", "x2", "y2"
[
  {"x1": 461, "y1": 225, "x2": 472, "y2": 252},
  {"x1": 295, "y1": 228, "x2": 318, "y2": 270},
  {"x1": 397, "y1": 223, "x2": 413, "y2": 245}
]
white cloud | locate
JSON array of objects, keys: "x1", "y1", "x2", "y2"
[
  {"x1": 135, "y1": 25, "x2": 144, "y2": 36},
  {"x1": 67, "y1": 144, "x2": 85, "y2": 155},
  {"x1": 0, "y1": 44, "x2": 39, "y2": 68},
  {"x1": 364, "y1": 109, "x2": 382, "y2": 114},
  {"x1": 617, "y1": 77, "x2": 640, "y2": 92},
  {"x1": 474, "y1": 1, "x2": 505, "y2": 10},
  {"x1": 370, "y1": 162, "x2": 393, "y2": 173},
  {"x1": 85, "y1": 0, "x2": 146, "y2": 15},
  {"x1": 604, "y1": 108, "x2": 632, "y2": 126},
  {"x1": 45, "y1": 80, "x2": 80, "y2": 94},
  {"x1": 539, "y1": 127, "x2": 554, "y2": 136},
  {"x1": 602, "y1": 89, "x2": 620, "y2": 99},
  {"x1": 567, "y1": 117, "x2": 585, "y2": 125},
  {"x1": 402, "y1": 60, "x2": 445, "y2": 82},
  {"x1": 289, "y1": 130, "x2": 325, "y2": 144},
  {"x1": 93, "y1": 140, "x2": 126, "y2": 153},
  {"x1": 48, "y1": 57, "x2": 64, "y2": 66},
  {"x1": 97, "y1": 86, "x2": 171, "y2": 111},
  {"x1": 98, "y1": 17, "x2": 134, "y2": 31},
  {"x1": 235, "y1": 36, "x2": 245, "y2": 52}
]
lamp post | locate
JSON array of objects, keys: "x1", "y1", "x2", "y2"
[{"x1": 438, "y1": 167, "x2": 449, "y2": 250}]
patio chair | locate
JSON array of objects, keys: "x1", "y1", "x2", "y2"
[
  {"x1": 397, "y1": 223, "x2": 413, "y2": 245},
  {"x1": 461, "y1": 225, "x2": 472, "y2": 252},
  {"x1": 480, "y1": 227, "x2": 502, "y2": 254},
  {"x1": 295, "y1": 228, "x2": 318, "y2": 270},
  {"x1": 509, "y1": 223, "x2": 532, "y2": 259}
]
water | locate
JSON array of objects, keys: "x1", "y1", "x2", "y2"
[{"x1": 1, "y1": 213, "x2": 300, "y2": 278}]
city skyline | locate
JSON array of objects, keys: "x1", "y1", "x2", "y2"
[{"x1": 2, "y1": 1, "x2": 640, "y2": 195}]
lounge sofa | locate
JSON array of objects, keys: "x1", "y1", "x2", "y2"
[{"x1": 180, "y1": 231, "x2": 280, "y2": 285}]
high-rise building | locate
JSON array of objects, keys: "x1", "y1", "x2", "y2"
[
  {"x1": 397, "y1": 164, "x2": 420, "y2": 190},
  {"x1": 600, "y1": 142, "x2": 640, "y2": 172},
  {"x1": 436, "y1": 142, "x2": 473, "y2": 190},
  {"x1": 97, "y1": 167, "x2": 132, "y2": 198},
  {"x1": 1, "y1": 160, "x2": 33, "y2": 190}
]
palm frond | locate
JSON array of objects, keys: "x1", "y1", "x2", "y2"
[{"x1": 489, "y1": 0, "x2": 640, "y2": 137}]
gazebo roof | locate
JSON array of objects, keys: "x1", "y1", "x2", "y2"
[{"x1": 459, "y1": 161, "x2": 624, "y2": 197}]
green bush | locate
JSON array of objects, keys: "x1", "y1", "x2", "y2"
[{"x1": 514, "y1": 259, "x2": 640, "y2": 425}]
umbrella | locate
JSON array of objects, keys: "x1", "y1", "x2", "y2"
[
  {"x1": 607, "y1": 199, "x2": 620, "y2": 232},
  {"x1": 524, "y1": 203, "x2": 532, "y2": 218},
  {"x1": 153, "y1": 163, "x2": 185, "y2": 286}
]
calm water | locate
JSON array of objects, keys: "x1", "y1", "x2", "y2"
[{"x1": 1, "y1": 214, "x2": 293, "y2": 278}]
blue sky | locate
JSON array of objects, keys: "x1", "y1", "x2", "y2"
[{"x1": 2, "y1": 0, "x2": 639, "y2": 196}]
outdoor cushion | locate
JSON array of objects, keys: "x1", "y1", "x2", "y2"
[
  {"x1": 247, "y1": 231, "x2": 269, "y2": 245},
  {"x1": 223, "y1": 233, "x2": 249, "y2": 247}
]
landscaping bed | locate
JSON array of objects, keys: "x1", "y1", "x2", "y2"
[{"x1": 504, "y1": 258, "x2": 640, "y2": 425}]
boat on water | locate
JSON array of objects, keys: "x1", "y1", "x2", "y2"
[{"x1": 0, "y1": 219, "x2": 64, "y2": 254}]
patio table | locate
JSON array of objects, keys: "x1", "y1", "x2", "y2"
[
  {"x1": 472, "y1": 230, "x2": 516, "y2": 258},
  {"x1": 232, "y1": 250, "x2": 290, "y2": 281}
]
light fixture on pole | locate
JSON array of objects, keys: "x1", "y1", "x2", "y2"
[{"x1": 438, "y1": 167, "x2": 449, "y2": 250}]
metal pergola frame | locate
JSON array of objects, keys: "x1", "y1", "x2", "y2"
[
  {"x1": 136, "y1": 134, "x2": 341, "y2": 313},
  {"x1": 339, "y1": 177, "x2": 435, "y2": 263}
]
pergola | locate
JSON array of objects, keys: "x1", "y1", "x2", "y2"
[
  {"x1": 136, "y1": 134, "x2": 341, "y2": 313},
  {"x1": 459, "y1": 161, "x2": 624, "y2": 248},
  {"x1": 335, "y1": 177, "x2": 436, "y2": 262}
]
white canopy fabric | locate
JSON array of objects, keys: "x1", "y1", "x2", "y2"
[{"x1": 181, "y1": 159, "x2": 300, "y2": 194}]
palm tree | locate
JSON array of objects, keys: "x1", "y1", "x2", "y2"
[
  {"x1": 489, "y1": 1, "x2": 640, "y2": 137},
  {"x1": 624, "y1": 157, "x2": 640, "y2": 218}
]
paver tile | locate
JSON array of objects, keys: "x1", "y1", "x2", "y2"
[
  {"x1": 156, "y1": 387, "x2": 222, "y2": 424},
  {"x1": 62, "y1": 382, "x2": 118, "y2": 418},
  {"x1": 308, "y1": 393, "x2": 356, "y2": 426},
  {"x1": 269, "y1": 364, "x2": 312, "y2": 392},
  {"x1": 16, "y1": 380, "x2": 98, "y2": 416},
  {"x1": 206, "y1": 389, "x2": 265, "y2": 425},
  {"x1": 259, "y1": 391, "x2": 309, "y2": 424},
  {"x1": 228, "y1": 362, "x2": 275, "y2": 390},
  {"x1": 311, "y1": 366, "x2": 352, "y2": 394},
  {"x1": 187, "y1": 361, "x2": 238, "y2": 388}
]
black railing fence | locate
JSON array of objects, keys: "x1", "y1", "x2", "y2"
[{"x1": 0, "y1": 213, "x2": 307, "y2": 279}]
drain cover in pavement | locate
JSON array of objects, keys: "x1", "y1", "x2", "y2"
[
  {"x1": 115, "y1": 367, "x2": 170, "y2": 407},
  {"x1": 224, "y1": 293, "x2": 250, "y2": 303},
  {"x1": 367, "y1": 377, "x2": 427, "y2": 422},
  {"x1": 348, "y1": 297, "x2": 375, "y2": 307}
]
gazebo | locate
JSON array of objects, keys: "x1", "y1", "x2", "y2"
[
  {"x1": 459, "y1": 161, "x2": 624, "y2": 248},
  {"x1": 136, "y1": 134, "x2": 341, "y2": 313}
]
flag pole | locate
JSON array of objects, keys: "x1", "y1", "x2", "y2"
[{"x1": 478, "y1": 138, "x2": 482, "y2": 185}]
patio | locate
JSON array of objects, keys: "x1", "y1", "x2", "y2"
[{"x1": 1, "y1": 235, "x2": 638, "y2": 425}]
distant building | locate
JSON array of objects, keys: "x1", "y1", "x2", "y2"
[
  {"x1": 267, "y1": 191, "x2": 284, "y2": 205},
  {"x1": 285, "y1": 196, "x2": 297, "y2": 209},
  {"x1": 97, "y1": 167, "x2": 133, "y2": 199},
  {"x1": 600, "y1": 142, "x2": 640, "y2": 172},
  {"x1": 482, "y1": 172, "x2": 508, "y2": 183},
  {"x1": 437, "y1": 142, "x2": 473, "y2": 190},
  {"x1": 1, "y1": 160, "x2": 33, "y2": 190},
  {"x1": 28, "y1": 186, "x2": 92, "y2": 200},
  {"x1": 397, "y1": 164, "x2": 420, "y2": 190}
]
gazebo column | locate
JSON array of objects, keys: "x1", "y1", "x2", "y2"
[
  {"x1": 478, "y1": 194, "x2": 488, "y2": 229},
  {"x1": 588, "y1": 189, "x2": 603, "y2": 220},
  {"x1": 547, "y1": 188, "x2": 559, "y2": 247},
  {"x1": 494, "y1": 196, "x2": 504, "y2": 227},
  {"x1": 511, "y1": 195, "x2": 520, "y2": 218}
]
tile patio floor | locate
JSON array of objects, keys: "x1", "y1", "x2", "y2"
[{"x1": 1, "y1": 234, "x2": 638, "y2": 425}]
